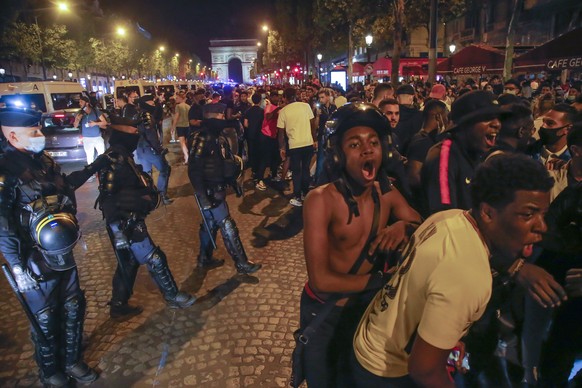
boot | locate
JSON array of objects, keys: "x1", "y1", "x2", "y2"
[
  {"x1": 197, "y1": 221, "x2": 224, "y2": 269},
  {"x1": 109, "y1": 254, "x2": 140, "y2": 313},
  {"x1": 65, "y1": 361, "x2": 98, "y2": 385},
  {"x1": 219, "y1": 216, "x2": 261, "y2": 274},
  {"x1": 146, "y1": 247, "x2": 196, "y2": 308},
  {"x1": 41, "y1": 371, "x2": 69, "y2": 387},
  {"x1": 34, "y1": 306, "x2": 61, "y2": 385},
  {"x1": 62, "y1": 293, "x2": 98, "y2": 384},
  {"x1": 108, "y1": 301, "x2": 143, "y2": 319}
]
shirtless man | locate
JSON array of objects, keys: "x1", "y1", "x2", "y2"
[{"x1": 296, "y1": 103, "x2": 421, "y2": 388}]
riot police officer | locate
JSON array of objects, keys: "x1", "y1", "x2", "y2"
[
  {"x1": 135, "y1": 95, "x2": 172, "y2": 205},
  {"x1": 188, "y1": 104, "x2": 261, "y2": 273},
  {"x1": 97, "y1": 115, "x2": 195, "y2": 318},
  {"x1": 0, "y1": 107, "x2": 103, "y2": 386}
]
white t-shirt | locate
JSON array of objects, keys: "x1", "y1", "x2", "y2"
[
  {"x1": 277, "y1": 101, "x2": 314, "y2": 149},
  {"x1": 353, "y1": 209, "x2": 492, "y2": 378}
]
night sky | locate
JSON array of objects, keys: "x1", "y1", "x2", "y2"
[{"x1": 99, "y1": 0, "x2": 276, "y2": 64}]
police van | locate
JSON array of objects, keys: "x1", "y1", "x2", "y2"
[
  {"x1": 0, "y1": 81, "x2": 85, "y2": 113},
  {"x1": 113, "y1": 79, "x2": 156, "y2": 98}
]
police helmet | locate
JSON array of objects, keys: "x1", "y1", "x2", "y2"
[{"x1": 32, "y1": 212, "x2": 80, "y2": 271}]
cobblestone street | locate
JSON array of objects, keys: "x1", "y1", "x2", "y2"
[{"x1": 0, "y1": 153, "x2": 307, "y2": 387}]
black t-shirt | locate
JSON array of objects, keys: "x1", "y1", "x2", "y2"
[
  {"x1": 393, "y1": 105, "x2": 423, "y2": 156},
  {"x1": 421, "y1": 138, "x2": 479, "y2": 216},
  {"x1": 244, "y1": 105, "x2": 265, "y2": 140},
  {"x1": 188, "y1": 103, "x2": 203, "y2": 129},
  {"x1": 407, "y1": 130, "x2": 439, "y2": 163}
]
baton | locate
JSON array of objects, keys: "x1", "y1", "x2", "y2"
[
  {"x1": 2, "y1": 264, "x2": 49, "y2": 346},
  {"x1": 194, "y1": 193, "x2": 217, "y2": 250},
  {"x1": 105, "y1": 225, "x2": 134, "y2": 296}
]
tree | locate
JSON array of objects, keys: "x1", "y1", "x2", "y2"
[{"x1": 1, "y1": 22, "x2": 40, "y2": 80}]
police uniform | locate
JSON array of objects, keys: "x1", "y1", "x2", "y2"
[
  {"x1": 0, "y1": 108, "x2": 100, "y2": 386},
  {"x1": 135, "y1": 95, "x2": 172, "y2": 205},
  {"x1": 188, "y1": 107, "x2": 261, "y2": 274},
  {"x1": 96, "y1": 120, "x2": 195, "y2": 318}
]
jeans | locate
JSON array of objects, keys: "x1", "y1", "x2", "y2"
[
  {"x1": 136, "y1": 146, "x2": 171, "y2": 195},
  {"x1": 82, "y1": 136, "x2": 105, "y2": 164},
  {"x1": 288, "y1": 145, "x2": 313, "y2": 198}
]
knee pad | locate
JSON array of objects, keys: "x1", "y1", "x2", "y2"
[{"x1": 145, "y1": 246, "x2": 167, "y2": 269}]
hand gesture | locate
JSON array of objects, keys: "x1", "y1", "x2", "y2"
[
  {"x1": 368, "y1": 221, "x2": 408, "y2": 256},
  {"x1": 516, "y1": 263, "x2": 568, "y2": 308}
]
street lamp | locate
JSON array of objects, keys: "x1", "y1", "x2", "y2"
[
  {"x1": 67, "y1": 71, "x2": 73, "y2": 81},
  {"x1": 257, "y1": 42, "x2": 262, "y2": 47},
  {"x1": 365, "y1": 34, "x2": 374, "y2": 83},
  {"x1": 57, "y1": 2, "x2": 69, "y2": 12},
  {"x1": 449, "y1": 44, "x2": 456, "y2": 55},
  {"x1": 159, "y1": 46, "x2": 165, "y2": 52},
  {"x1": 262, "y1": 25, "x2": 268, "y2": 32},
  {"x1": 116, "y1": 27, "x2": 126, "y2": 37},
  {"x1": 52, "y1": 74, "x2": 57, "y2": 80},
  {"x1": 32, "y1": 3, "x2": 71, "y2": 80}
]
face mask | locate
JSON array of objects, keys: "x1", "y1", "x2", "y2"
[
  {"x1": 538, "y1": 126, "x2": 565, "y2": 146},
  {"x1": 504, "y1": 88, "x2": 517, "y2": 95},
  {"x1": 24, "y1": 135, "x2": 46, "y2": 153}
]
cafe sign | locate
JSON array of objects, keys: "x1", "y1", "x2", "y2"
[
  {"x1": 546, "y1": 56, "x2": 582, "y2": 70},
  {"x1": 453, "y1": 65, "x2": 487, "y2": 74}
]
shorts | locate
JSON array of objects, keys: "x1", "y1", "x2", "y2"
[{"x1": 177, "y1": 126, "x2": 190, "y2": 138}]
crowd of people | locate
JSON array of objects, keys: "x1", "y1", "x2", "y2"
[{"x1": 0, "y1": 71, "x2": 581, "y2": 387}]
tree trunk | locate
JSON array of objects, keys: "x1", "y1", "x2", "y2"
[
  {"x1": 503, "y1": 0, "x2": 523, "y2": 81},
  {"x1": 391, "y1": 0, "x2": 405, "y2": 85},
  {"x1": 428, "y1": 0, "x2": 438, "y2": 83},
  {"x1": 348, "y1": 22, "x2": 353, "y2": 88}
]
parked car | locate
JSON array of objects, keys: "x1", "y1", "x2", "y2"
[{"x1": 41, "y1": 110, "x2": 87, "y2": 163}]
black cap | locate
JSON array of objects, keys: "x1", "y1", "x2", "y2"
[
  {"x1": 450, "y1": 90, "x2": 501, "y2": 130},
  {"x1": 326, "y1": 102, "x2": 389, "y2": 139},
  {"x1": 0, "y1": 107, "x2": 42, "y2": 127},
  {"x1": 395, "y1": 84, "x2": 415, "y2": 95}
]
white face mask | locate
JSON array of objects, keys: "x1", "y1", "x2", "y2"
[{"x1": 24, "y1": 135, "x2": 46, "y2": 153}]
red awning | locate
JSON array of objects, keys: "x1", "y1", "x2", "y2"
[
  {"x1": 437, "y1": 44, "x2": 505, "y2": 75},
  {"x1": 514, "y1": 28, "x2": 582, "y2": 72},
  {"x1": 352, "y1": 62, "x2": 366, "y2": 77},
  {"x1": 372, "y1": 57, "x2": 392, "y2": 77}
]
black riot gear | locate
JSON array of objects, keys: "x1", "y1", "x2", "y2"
[
  {"x1": 95, "y1": 128, "x2": 195, "y2": 317},
  {"x1": 0, "y1": 109, "x2": 99, "y2": 385},
  {"x1": 188, "y1": 118, "x2": 261, "y2": 273}
]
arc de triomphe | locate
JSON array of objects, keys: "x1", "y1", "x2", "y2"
[{"x1": 209, "y1": 39, "x2": 258, "y2": 84}]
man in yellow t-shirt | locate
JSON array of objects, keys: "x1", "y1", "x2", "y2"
[{"x1": 349, "y1": 153, "x2": 554, "y2": 387}]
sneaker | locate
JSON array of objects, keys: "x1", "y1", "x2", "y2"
[
  {"x1": 285, "y1": 171, "x2": 293, "y2": 181},
  {"x1": 289, "y1": 197, "x2": 303, "y2": 207},
  {"x1": 255, "y1": 180, "x2": 267, "y2": 191}
]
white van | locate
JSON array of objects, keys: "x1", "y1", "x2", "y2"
[
  {"x1": 0, "y1": 81, "x2": 85, "y2": 113},
  {"x1": 114, "y1": 79, "x2": 156, "y2": 98}
]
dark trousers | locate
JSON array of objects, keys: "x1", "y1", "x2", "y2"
[
  {"x1": 199, "y1": 199, "x2": 230, "y2": 259},
  {"x1": 256, "y1": 133, "x2": 279, "y2": 181},
  {"x1": 342, "y1": 349, "x2": 417, "y2": 388},
  {"x1": 26, "y1": 253, "x2": 82, "y2": 316},
  {"x1": 247, "y1": 136, "x2": 260, "y2": 176},
  {"x1": 109, "y1": 220, "x2": 157, "y2": 304},
  {"x1": 136, "y1": 147, "x2": 171, "y2": 195},
  {"x1": 288, "y1": 145, "x2": 313, "y2": 198}
]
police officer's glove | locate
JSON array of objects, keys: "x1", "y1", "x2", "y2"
[
  {"x1": 198, "y1": 194, "x2": 214, "y2": 210},
  {"x1": 12, "y1": 264, "x2": 38, "y2": 292},
  {"x1": 86, "y1": 153, "x2": 115, "y2": 175}
]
